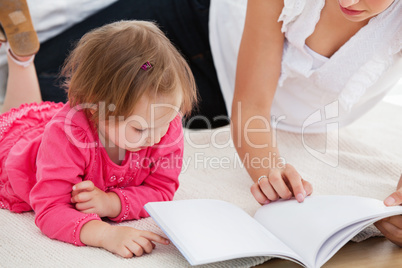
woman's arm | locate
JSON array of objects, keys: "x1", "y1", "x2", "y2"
[{"x1": 232, "y1": 0, "x2": 312, "y2": 204}]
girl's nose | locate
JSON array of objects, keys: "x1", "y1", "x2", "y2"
[
  {"x1": 338, "y1": 0, "x2": 359, "y2": 7},
  {"x1": 145, "y1": 136, "x2": 152, "y2": 146},
  {"x1": 152, "y1": 133, "x2": 162, "y2": 145},
  {"x1": 146, "y1": 133, "x2": 161, "y2": 146}
]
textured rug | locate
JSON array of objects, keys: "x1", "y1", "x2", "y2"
[{"x1": 1, "y1": 97, "x2": 402, "y2": 267}]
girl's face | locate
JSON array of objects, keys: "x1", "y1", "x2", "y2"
[
  {"x1": 98, "y1": 94, "x2": 181, "y2": 152},
  {"x1": 337, "y1": 0, "x2": 395, "y2": 22}
]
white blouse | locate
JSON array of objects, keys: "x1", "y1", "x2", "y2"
[{"x1": 209, "y1": 0, "x2": 402, "y2": 133}]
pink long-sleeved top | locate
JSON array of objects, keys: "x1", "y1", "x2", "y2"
[{"x1": 3, "y1": 103, "x2": 183, "y2": 246}]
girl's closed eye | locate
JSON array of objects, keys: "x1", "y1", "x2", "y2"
[{"x1": 133, "y1": 127, "x2": 146, "y2": 133}]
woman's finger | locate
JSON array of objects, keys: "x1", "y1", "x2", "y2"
[
  {"x1": 374, "y1": 220, "x2": 402, "y2": 247},
  {"x1": 283, "y1": 164, "x2": 306, "y2": 202},
  {"x1": 397, "y1": 174, "x2": 402, "y2": 189},
  {"x1": 385, "y1": 215, "x2": 402, "y2": 229},
  {"x1": 250, "y1": 183, "x2": 270, "y2": 205},
  {"x1": 267, "y1": 170, "x2": 293, "y2": 200},
  {"x1": 384, "y1": 189, "x2": 402, "y2": 206},
  {"x1": 260, "y1": 172, "x2": 280, "y2": 201},
  {"x1": 301, "y1": 178, "x2": 313, "y2": 196}
]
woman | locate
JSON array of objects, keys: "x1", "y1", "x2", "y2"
[{"x1": 219, "y1": 0, "x2": 402, "y2": 246}]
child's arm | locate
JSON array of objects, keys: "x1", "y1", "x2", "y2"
[
  {"x1": 31, "y1": 122, "x2": 103, "y2": 246},
  {"x1": 374, "y1": 175, "x2": 402, "y2": 247},
  {"x1": 71, "y1": 157, "x2": 180, "y2": 221},
  {"x1": 79, "y1": 220, "x2": 169, "y2": 258}
]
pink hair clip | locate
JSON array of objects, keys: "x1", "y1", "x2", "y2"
[{"x1": 141, "y1": 61, "x2": 153, "y2": 71}]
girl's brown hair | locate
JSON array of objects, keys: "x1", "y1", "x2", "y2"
[{"x1": 62, "y1": 20, "x2": 197, "y2": 123}]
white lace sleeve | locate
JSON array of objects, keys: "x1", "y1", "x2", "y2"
[
  {"x1": 278, "y1": 0, "x2": 306, "y2": 32},
  {"x1": 389, "y1": 30, "x2": 402, "y2": 56},
  {"x1": 335, "y1": 1, "x2": 402, "y2": 111}
]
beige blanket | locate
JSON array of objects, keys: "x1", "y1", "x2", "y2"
[{"x1": 1, "y1": 96, "x2": 402, "y2": 267}]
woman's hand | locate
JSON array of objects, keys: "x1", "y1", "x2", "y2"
[
  {"x1": 71, "y1": 181, "x2": 121, "y2": 218},
  {"x1": 250, "y1": 163, "x2": 313, "y2": 205},
  {"x1": 374, "y1": 175, "x2": 402, "y2": 247}
]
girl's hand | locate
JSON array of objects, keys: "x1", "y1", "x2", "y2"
[
  {"x1": 103, "y1": 225, "x2": 170, "y2": 258},
  {"x1": 374, "y1": 175, "x2": 402, "y2": 247},
  {"x1": 250, "y1": 163, "x2": 313, "y2": 205},
  {"x1": 71, "y1": 181, "x2": 121, "y2": 218}
]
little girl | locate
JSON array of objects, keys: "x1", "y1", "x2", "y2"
[{"x1": 0, "y1": 10, "x2": 197, "y2": 258}]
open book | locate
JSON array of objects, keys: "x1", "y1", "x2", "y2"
[{"x1": 145, "y1": 195, "x2": 402, "y2": 267}]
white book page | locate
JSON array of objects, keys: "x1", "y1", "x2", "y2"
[
  {"x1": 317, "y1": 219, "x2": 369, "y2": 266},
  {"x1": 145, "y1": 199, "x2": 302, "y2": 266},
  {"x1": 317, "y1": 211, "x2": 402, "y2": 267},
  {"x1": 253, "y1": 195, "x2": 402, "y2": 268}
]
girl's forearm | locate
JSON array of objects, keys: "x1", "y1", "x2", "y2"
[
  {"x1": 106, "y1": 191, "x2": 121, "y2": 218},
  {"x1": 80, "y1": 220, "x2": 110, "y2": 248}
]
